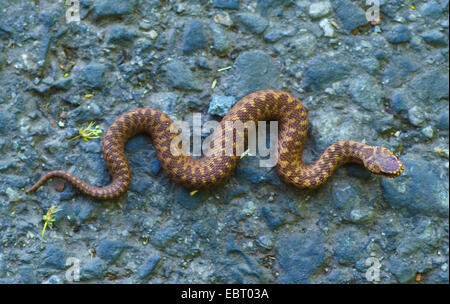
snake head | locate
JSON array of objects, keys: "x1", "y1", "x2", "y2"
[{"x1": 364, "y1": 147, "x2": 404, "y2": 178}]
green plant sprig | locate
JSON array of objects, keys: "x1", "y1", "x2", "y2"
[
  {"x1": 41, "y1": 206, "x2": 61, "y2": 249},
  {"x1": 69, "y1": 122, "x2": 103, "y2": 142}
]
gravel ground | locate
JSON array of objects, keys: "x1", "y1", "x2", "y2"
[{"x1": 0, "y1": 0, "x2": 448, "y2": 284}]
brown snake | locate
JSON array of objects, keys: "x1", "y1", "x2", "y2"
[{"x1": 26, "y1": 90, "x2": 404, "y2": 200}]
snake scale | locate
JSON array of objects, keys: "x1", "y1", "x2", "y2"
[{"x1": 26, "y1": 90, "x2": 404, "y2": 200}]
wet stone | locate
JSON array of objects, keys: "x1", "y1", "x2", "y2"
[
  {"x1": 213, "y1": 0, "x2": 239, "y2": 9},
  {"x1": 93, "y1": 0, "x2": 136, "y2": 20},
  {"x1": 210, "y1": 23, "x2": 231, "y2": 53},
  {"x1": 182, "y1": 19, "x2": 208, "y2": 54},
  {"x1": 41, "y1": 247, "x2": 67, "y2": 270},
  {"x1": 164, "y1": 60, "x2": 201, "y2": 91},
  {"x1": 138, "y1": 255, "x2": 161, "y2": 279},
  {"x1": 421, "y1": 0, "x2": 443, "y2": 19},
  {"x1": 236, "y1": 13, "x2": 269, "y2": 35},
  {"x1": 389, "y1": 257, "x2": 416, "y2": 283},
  {"x1": 276, "y1": 232, "x2": 325, "y2": 283},
  {"x1": 233, "y1": 50, "x2": 281, "y2": 98},
  {"x1": 80, "y1": 258, "x2": 106, "y2": 281},
  {"x1": 97, "y1": 240, "x2": 129, "y2": 264},
  {"x1": 308, "y1": 1, "x2": 332, "y2": 19},
  {"x1": 18, "y1": 266, "x2": 36, "y2": 284},
  {"x1": 208, "y1": 95, "x2": 236, "y2": 117},
  {"x1": 386, "y1": 25, "x2": 412, "y2": 44},
  {"x1": 79, "y1": 63, "x2": 105, "y2": 89},
  {"x1": 381, "y1": 158, "x2": 449, "y2": 217},
  {"x1": 304, "y1": 56, "x2": 350, "y2": 91},
  {"x1": 261, "y1": 206, "x2": 286, "y2": 230},
  {"x1": 106, "y1": 25, "x2": 137, "y2": 45},
  {"x1": 332, "y1": 0, "x2": 368, "y2": 32}
]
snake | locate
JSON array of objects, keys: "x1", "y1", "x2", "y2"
[{"x1": 26, "y1": 90, "x2": 404, "y2": 200}]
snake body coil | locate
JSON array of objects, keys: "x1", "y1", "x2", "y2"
[{"x1": 26, "y1": 90, "x2": 404, "y2": 200}]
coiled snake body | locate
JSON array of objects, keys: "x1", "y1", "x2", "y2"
[{"x1": 26, "y1": 90, "x2": 404, "y2": 200}]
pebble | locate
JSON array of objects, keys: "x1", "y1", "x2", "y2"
[
  {"x1": 421, "y1": 0, "x2": 443, "y2": 19},
  {"x1": 389, "y1": 257, "x2": 416, "y2": 283},
  {"x1": 106, "y1": 25, "x2": 137, "y2": 45},
  {"x1": 236, "y1": 166, "x2": 280, "y2": 186},
  {"x1": 164, "y1": 60, "x2": 201, "y2": 91},
  {"x1": 421, "y1": 30, "x2": 448, "y2": 46},
  {"x1": 236, "y1": 13, "x2": 269, "y2": 34},
  {"x1": 6, "y1": 187, "x2": 22, "y2": 202},
  {"x1": 138, "y1": 255, "x2": 161, "y2": 279},
  {"x1": 213, "y1": 0, "x2": 239, "y2": 9},
  {"x1": 150, "y1": 159, "x2": 162, "y2": 176},
  {"x1": 68, "y1": 102, "x2": 103, "y2": 123},
  {"x1": 409, "y1": 70, "x2": 449, "y2": 103},
  {"x1": 210, "y1": 23, "x2": 231, "y2": 53},
  {"x1": 257, "y1": 0, "x2": 289, "y2": 16},
  {"x1": 79, "y1": 63, "x2": 105, "y2": 89},
  {"x1": 437, "y1": 108, "x2": 449, "y2": 130},
  {"x1": 360, "y1": 57, "x2": 380, "y2": 73},
  {"x1": 93, "y1": 0, "x2": 136, "y2": 20},
  {"x1": 19, "y1": 266, "x2": 36, "y2": 284},
  {"x1": 182, "y1": 19, "x2": 208, "y2": 54},
  {"x1": 130, "y1": 179, "x2": 150, "y2": 195},
  {"x1": 263, "y1": 24, "x2": 295, "y2": 43},
  {"x1": 386, "y1": 25, "x2": 412, "y2": 43},
  {"x1": 225, "y1": 187, "x2": 247, "y2": 203},
  {"x1": 41, "y1": 247, "x2": 67, "y2": 270},
  {"x1": 291, "y1": 33, "x2": 317, "y2": 57},
  {"x1": 208, "y1": 95, "x2": 236, "y2": 117},
  {"x1": 43, "y1": 275, "x2": 62, "y2": 284},
  {"x1": 150, "y1": 222, "x2": 179, "y2": 249},
  {"x1": 373, "y1": 115, "x2": 395, "y2": 133},
  {"x1": 333, "y1": 231, "x2": 364, "y2": 266},
  {"x1": 319, "y1": 19, "x2": 335, "y2": 37},
  {"x1": 138, "y1": 20, "x2": 152, "y2": 31},
  {"x1": 214, "y1": 12, "x2": 233, "y2": 27},
  {"x1": 397, "y1": 219, "x2": 438, "y2": 255},
  {"x1": 420, "y1": 126, "x2": 434, "y2": 139},
  {"x1": 348, "y1": 74, "x2": 383, "y2": 112},
  {"x1": 349, "y1": 208, "x2": 374, "y2": 224},
  {"x1": 233, "y1": 50, "x2": 280, "y2": 97},
  {"x1": 148, "y1": 30, "x2": 158, "y2": 40},
  {"x1": 381, "y1": 158, "x2": 449, "y2": 217},
  {"x1": 408, "y1": 106, "x2": 426, "y2": 126},
  {"x1": 241, "y1": 201, "x2": 256, "y2": 216},
  {"x1": 97, "y1": 240, "x2": 129, "y2": 264},
  {"x1": 261, "y1": 206, "x2": 286, "y2": 230},
  {"x1": 125, "y1": 135, "x2": 147, "y2": 153},
  {"x1": 384, "y1": 55, "x2": 420, "y2": 88},
  {"x1": 333, "y1": 0, "x2": 368, "y2": 31},
  {"x1": 304, "y1": 56, "x2": 350, "y2": 91},
  {"x1": 80, "y1": 258, "x2": 106, "y2": 281},
  {"x1": 308, "y1": 1, "x2": 332, "y2": 19},
  {"x1": 276, "y1": 233, "x2": 325, "y2": 283},
  {"x1": 332, "y1": 182, "x2": 362, "y2": 210},
  {"x1": 256, "y1": 235, "x2": 274, "y2": 251}
]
